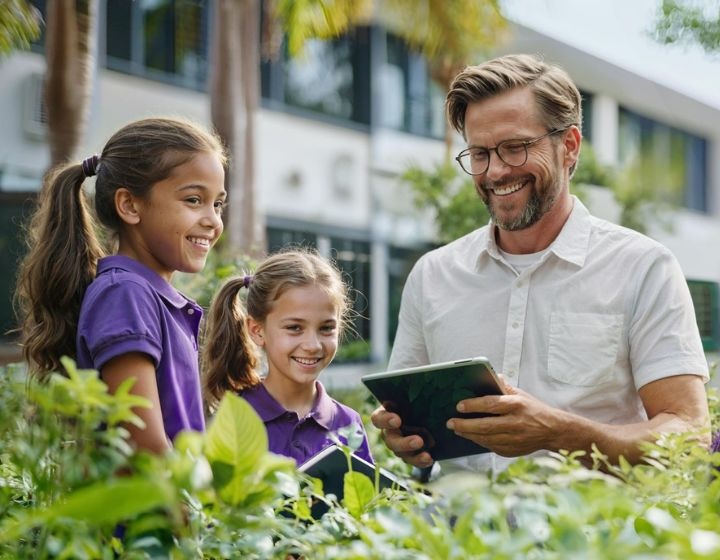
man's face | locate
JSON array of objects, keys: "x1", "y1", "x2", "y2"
[{"x1": 464, "y1": 87, "x2": 568, "y2": 231}]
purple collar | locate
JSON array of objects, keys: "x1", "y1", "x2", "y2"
[
  {"x1": 96, "y1": 255, "x2": 194, "y2": 309},
  {"x1": 241, "y1": 382, "x2": 336, "y2": 430}
]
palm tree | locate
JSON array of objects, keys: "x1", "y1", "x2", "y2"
[
  {"x1": 210, "y1": 0, "x2": 263, "y2": 256},
  {"x1": 0, "y1": 0, "x2": 41, "y2": 55},
  {"x1": 44, "y1": 0, "x2": 97, "y2": 167},
  {"x1": 379, "y1": 0, "x2": 506, "y2": 157},
  {"x1": 210, "y1": 0, "x2": 507, "y2": 255}
]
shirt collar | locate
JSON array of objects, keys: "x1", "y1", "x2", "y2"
[
  {"x1": 242, "y1": 382, "x2": 336, "y2": 429},
  {"x1": 546, "y1": 196, "x2": 591, "y2": 267},
  {"x1": 96, "y1": 255, "x2": 195, "y2": 309},
  {"x1": 477, "y1": 195, "x2": 590, "y2": 269},
  {"x1": 308, "y1": 382, "x2": 336, "y2": 430},
  {"x1": 241, "y1": 384, "x2": 287, "y2": 422}
]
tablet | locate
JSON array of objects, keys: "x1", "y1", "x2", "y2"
[
  {"x1": 361, "y1": 357, "x2": 503, "y2": 461},
  {"x1": 298, "y1": 445, "x2": 406, "y2": 517}
]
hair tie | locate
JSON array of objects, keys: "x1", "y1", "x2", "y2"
[
  {"x1": 243, "y1": 275, "x2": 253, "y2": 289},
  {"x1": 81, "y1": 154, "x2": 100, "y2": 178}
]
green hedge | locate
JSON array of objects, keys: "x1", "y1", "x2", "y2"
[{"x1": 1, "y1": 359, "x2": 720, "y2": 559}]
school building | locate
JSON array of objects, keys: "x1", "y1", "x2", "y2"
[{"x1": 1, "y1": 2, "x2": 718, "y2": 380}]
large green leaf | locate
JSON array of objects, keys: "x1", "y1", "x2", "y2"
[
  {"x1": 204, "y1": 393, "x2": 269, "y2": 504},
  {"x1": 343, "y1": 471, "x2": 375, "y2": 518},
  {"x1": 0, "y1": 477, "x2": 174, "y2": 543}
]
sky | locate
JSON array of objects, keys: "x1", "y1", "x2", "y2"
[{"x1": 502, "y1": 0, "x2": 720, "y2": 110}]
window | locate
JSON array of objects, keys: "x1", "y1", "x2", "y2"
[
  {"x1": 387, "y1": 246, "x2": 428, "y2": 347},
  {"x1": 266, "y1": 227, "x2": 318, "y2": 252},
  {"x1": 378, "y1": 33, "x2": 445, "y2": 138},
  {"x1": 261, "y1": 27, "x2": 371, "y2": 126},
  {"x1": 618, "y1": 108, "x2": 708, "y2": 212},
  {"x1": 0, "y1": 193, "x2": 37, "y2": 341},
  {"x1": 105, "y1": 0, "x2": 209, "y2": 90},
  {"x1": 687, "y1": 280, "x2": 719, "y2": 352},
  {"x1": 265, "y1": 224, "x2": 372, "y2": 362},
  {"x1": 330, "y1": 237, "x2": 371, "y2": 343}
]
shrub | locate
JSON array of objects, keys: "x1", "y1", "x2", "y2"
[{"x1": 2, "y1": 360, "x2": 720, "y2": 558}]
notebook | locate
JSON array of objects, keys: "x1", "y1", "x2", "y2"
[{"x1": 297, "y1": 444, "x2": 406, "y2": 517}]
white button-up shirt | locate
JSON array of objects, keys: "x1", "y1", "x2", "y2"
[{"x1": 388, "y1": 197, "x2": 708, "y2": 473}]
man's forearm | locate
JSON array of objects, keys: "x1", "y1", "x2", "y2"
[{"x1": 552, "y1": 409, "x2": 710, "y2": 465}]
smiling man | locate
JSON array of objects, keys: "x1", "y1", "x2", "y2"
[{"x1": 372, "y1": 54, "x2": 710, "y2": 475}]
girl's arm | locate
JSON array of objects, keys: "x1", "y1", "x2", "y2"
[{"x1": 101, "y1": 352, "x2": 171, "y2": 454}]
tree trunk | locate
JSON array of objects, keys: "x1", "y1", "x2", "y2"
[
  {"x1": 44, "y1": 0, "x2": 96, "y2": 167},
  {"x1": 210, "y1": 0, "x2": 265, "y2": 257}
]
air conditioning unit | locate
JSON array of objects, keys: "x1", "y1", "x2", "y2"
[{"x1": 23, "y1": 72, "x2": 47, "y2": 141}]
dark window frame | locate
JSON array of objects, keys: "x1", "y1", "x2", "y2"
[
  {"x1": 687, "y1": 279, "x2": 719, "y2": 352},
  {"x1": 618, "y1": 106, "x2": 708, "y2": 213}
]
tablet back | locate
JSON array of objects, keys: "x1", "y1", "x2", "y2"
[
  {"x1": 362, "y1": 357, "x2": 503, "y2": 460},
  {"x1": 298, "y1": 445, "x2": 406, "y2": 517}
]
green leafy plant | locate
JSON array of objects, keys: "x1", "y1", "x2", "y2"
[
  {"x1": 334, "y1": 338, "x2": 372, "y2": 363},
  {"x1": 400, "y1": 162, "x2": 490, "y2": 244},
  {"x1": 654, "y1": 0, "x2": 720, "y2": 54},
  {"x1": 3, "y1": 359, "x2": 720, "y2": 558},
  {"x1": 173, "y1": 245, "x2": 256, "y2": 309}
]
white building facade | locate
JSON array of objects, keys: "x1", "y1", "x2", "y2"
[{"x1": 1, "y1": 2, "x2": 718, "y2": 374}]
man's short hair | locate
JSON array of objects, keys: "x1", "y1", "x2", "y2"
[{"x1": 446, "y1": 53, "x2": 582, "y2": 139}]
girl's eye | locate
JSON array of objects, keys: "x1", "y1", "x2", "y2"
[
  {"x1": 320, "y1": 325, "x2": 337, "y2": 334},
  {"x1": 285, "y1": 325, "x2": 301, "y2": 332},
  {"x1": 214, "y1": 200, "x2": 226, "y2": 213},
  {"x1": 186, "y1": 196, "x2": 201, "y2": 205}
]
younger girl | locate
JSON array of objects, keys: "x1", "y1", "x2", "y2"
[
  {"x1": 16, "y1": 117, "x2": 227, "y2": 454},
  {"x1": 202, "y1": 248, "x2": 373, "y2": 465}
]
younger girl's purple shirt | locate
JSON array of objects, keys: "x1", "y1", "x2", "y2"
[
  {"x1": 76, "y1": 255, "x2": 205, "y2": 441},
  {"x1": 240, "y1": 382, "x2": 373, "y2": 465}
]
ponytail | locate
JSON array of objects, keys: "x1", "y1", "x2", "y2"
[
  {"x1": 202, "y1": 276, "x2": 260, "y2": 409},
  {"x1": 15, "y1": 163, "x2": 105, "y2": 378}
]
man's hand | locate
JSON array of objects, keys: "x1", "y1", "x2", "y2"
[
  {"x1": 447, "y1": 374, "x2": 710, "y2": 463},
  {"x1": 447, "y1": 385, "x2": 563, "y2": 457},
  {"x1": 370, "y1": 406, "x2": 434, "y2": 468}
]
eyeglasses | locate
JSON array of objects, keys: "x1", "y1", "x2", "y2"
[{"x1": 455, "y1": 129, "x2": 566, "y2": 176}]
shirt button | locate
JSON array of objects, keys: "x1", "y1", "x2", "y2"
[
  {"x1": 512, "y1": 322, "x2": 519, "y2": 329},
  {"x1": 187, "y1": 308, "x2": 195, "y2": 315},
  {"x1": 292, "y1": 441, "x2": 302, "y2": 448},
  {"x1": 506, "y1": 370, "x2": 516, "y2": 377}
]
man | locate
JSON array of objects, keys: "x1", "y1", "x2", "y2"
[{"x1": 371, "y1": 54, "x2": 709, "y2": 475}]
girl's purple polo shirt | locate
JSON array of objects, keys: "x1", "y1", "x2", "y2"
[
  {"x1": 240, "y1": 382, "x2": 373, "y2": 465},
  {"x1": 77, "y1": 255, "x2": 205, "y2": 441}
]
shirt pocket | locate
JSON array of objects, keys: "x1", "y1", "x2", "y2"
[{"x1": 548, "y1": 312, "x2": 622, "y2": 387}]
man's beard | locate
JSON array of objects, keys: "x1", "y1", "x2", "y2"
[{"x1": 481, "y1": 173, "x2": 560, "y2": 231}]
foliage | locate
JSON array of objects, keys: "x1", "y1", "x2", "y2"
[
  {"x1": 0, "y1": 0, "x2": 41, "y2": 55},
  {"x1": 399, "y1": 162, "x2": 490, "y2": 244},
  {"x1": 378, "y1": 0, "x2": 507, "y2": 89},
  {"x1": 3, "y1": 358, "x2": 720, "y2": 558},
  {"x1": 400, "y1": 159, "x2": 591, "y2": 244},
  {"x1": 610, "y1": 150, "x2": 683, "y2": 234},
  {"x1": 573, "y1": 141, "x2": 682, "y2": 234},
  {"x1": 654, "y1": 0, "x2": 720, "y2": 54},
  {"x1": 334, "y1": 338, "x2": 372, "y2": 363},
  {"x1": 273, "y1": 0, "x2": 373, "y2": 57},
  {"x1": 173, "y1": 245, "x2": 257, "y2": 310},
  {"x1": 571, "y1": 142, "x2": 615, "y2": 191}
]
